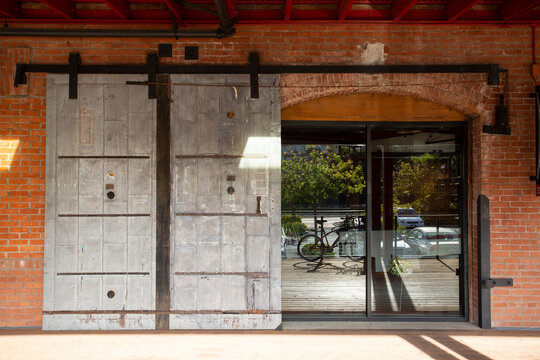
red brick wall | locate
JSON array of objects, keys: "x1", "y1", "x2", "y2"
[
  {"x1": 0, "y1": 46, "x2": 46, "y2": 327},
  {"x1": 0, "y1": 24, "x2": 538, "y2": 328}
]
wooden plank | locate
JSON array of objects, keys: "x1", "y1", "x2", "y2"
[
  {"x1": 502, "y1": 0, "x2": 540, "y2": 22},
  {"x1": 164, "y1": 0, "x2": 183, "y2": 22},
  {"x1": 446, "y1": 0, "x2": 482, "y2": 21},
  {"x1": 0, "y1": 0, "x2": 18, "y2": 18},
  {"x1": 225, "y1": 0, "x2": 237, "y2": 18},
  {"x1": 393, "y1": 0, "x2": 419, "y2": 21},
  {"x1": 281, "y1": 93, "x2": 467, "y2": 122},
  {"x1": 281, "y1": 257, "x2": 459, "y2": 313},
  {"x1": 337, "y1": 0, "x2": 355, "y2": 20},
  {"x1": 284, "y1": 0, "x2": 293, "y2": 20},
  {"x1": 103, "y1": 0, "x2": 129, "y2": 19},
  {"x1": 155, "y1": 74, "x2": 171, "y2": 330},
  {"x1": 38, "y1": 0, "x2": 74, "y2": 19}
]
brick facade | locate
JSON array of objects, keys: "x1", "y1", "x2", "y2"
[{"x1": 1, "y1": 24, "x2": 539, "y2": 328}]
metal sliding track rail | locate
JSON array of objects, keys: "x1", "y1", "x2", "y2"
[{"x1": 14, "y1": 52, "x2": 501, "y2": 99}]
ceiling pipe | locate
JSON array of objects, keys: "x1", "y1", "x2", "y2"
[
  {"x1": 0, "y1": 0, "x2": 236, "y2": 39},
  {"x1": 212, "y1": 0, "x2": 236, "y2": 36}
]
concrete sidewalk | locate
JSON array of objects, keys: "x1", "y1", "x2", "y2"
[{"x1": 1, "y1": 328, "x2": 539, "y2": 360}]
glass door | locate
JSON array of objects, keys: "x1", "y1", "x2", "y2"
[
  {"x1": 369, "y1": 127, "x2": 464, "y2": 315},
  {"x1": 281, "y1": 122, "x2": 466, "y2": 318},
  {"x1": 281, "y1": 122, "x2": 367, "y2": 314}
]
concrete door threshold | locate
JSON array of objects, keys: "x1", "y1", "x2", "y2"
[{"x1": 282, "y1": 321, "x2": 481, "y2": 331}]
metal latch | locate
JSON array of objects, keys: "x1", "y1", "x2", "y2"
[{"x1": 483, "y1": 278, "x2": 513, "y2": 289}]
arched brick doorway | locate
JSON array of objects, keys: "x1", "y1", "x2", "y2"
[{"x1": 280, "y1": 73, "x2": 490, "y2": 322}]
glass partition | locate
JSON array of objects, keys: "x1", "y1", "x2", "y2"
[
  {"x1": 370, "y1": 128, "x2": 463, "y2": 315},
  {"x1": 281, "y1": 123, "x2": 465, "y2": 317},
  {"x1": 281, "y1": 123, "x2": 367, "y2": 313}
]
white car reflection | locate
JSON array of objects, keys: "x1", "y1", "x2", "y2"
[{"x1": 404, "y1": 227, "x2": 460, "y2": 257}]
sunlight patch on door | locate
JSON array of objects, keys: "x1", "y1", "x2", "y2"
[{"x1": 240, "y1": 136, "x2": 280, "y2": 170}]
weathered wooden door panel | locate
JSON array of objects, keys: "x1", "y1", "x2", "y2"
[
  {"x1": 45, "y1": 73, "x2": 281, "y2": 330},
  {"x1": 169, "y1": 74, "x2": 281, "y2": 329},
  {"x1": 44, "y1": 75, "x2": 156, "y2": 330}
]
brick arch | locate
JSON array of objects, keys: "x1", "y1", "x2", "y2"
[{"x1": 280, "y1": 73, "x2": 494, "y2": 118}]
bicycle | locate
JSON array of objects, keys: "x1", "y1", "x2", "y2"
[{"x1": 297, "y1": 215, "x2": 365, "y2": 271}]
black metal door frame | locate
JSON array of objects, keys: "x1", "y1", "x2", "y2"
[{"x1": 283, "y1": 121, "x2": 469, "y2": 322}]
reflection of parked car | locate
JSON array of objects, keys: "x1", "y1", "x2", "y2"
[
  {"x1": 404, "y1": 227, "x2": 460, "y2": 256},
  {"x1": 396, "y1": 208, "x2": 424, "y2": 229}
]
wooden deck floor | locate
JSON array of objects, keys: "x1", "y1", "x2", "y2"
[
  {"x1": 2, "y1": 329, "x2": 540, "y2": 360},
  {"x1": 282, "y1": 257, "x2": 460, "y2": 314}
]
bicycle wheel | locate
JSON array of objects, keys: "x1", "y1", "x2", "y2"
[
  {"x1": 297, "y1": 234, "x2": 323, "y2": 262},
  {"x1": 342, "y1": 240, "x2": 364, "y2": 262}
]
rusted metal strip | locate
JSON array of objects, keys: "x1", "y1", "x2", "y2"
[
  {"x1": 176, "y1": 213, "x2": 267, "y2": 217},
  {"x1": 58, "y1": 214, "x2": 151, "y2": 217},
  {"x1": 43, "y1": 310, "x2": 279, "y2": 315},
  {"x1": 175, "y1": 154, "x2": 267, "y2": 159},
  {"x1": 57, "y1": 272, "x2": 150, "y2": 276},
  {"x1": 58, "y1": 155, "x2": 150, "y2": 159},
  {"x1": 174, "y1": 272, "x2": 269, "y2": 278}
]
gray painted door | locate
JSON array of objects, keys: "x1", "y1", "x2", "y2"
[
  {"x1": 44, "y1": 75, "x2": 156, "y2": 330},
  {"x1": 169, "y1": 75, "x2": 282, "y2": 329}
]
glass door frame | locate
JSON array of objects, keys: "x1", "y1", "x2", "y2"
[{"x1": 282, "y1": 121, "x2": 469, "y2": 322}]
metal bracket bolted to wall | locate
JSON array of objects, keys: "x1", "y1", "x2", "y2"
[
  {"x1": 249, "y1": 52, "x2": 259, "y2": 99},
  {"x1": 483, "y1": 278, "x2": 513, "y2": 289},
  {"x1": 147, "y1": 53, "x2": 158, "y2": 99},
  {"x1": 68, "y1": 52, "x2": 80, "y2": 99}
]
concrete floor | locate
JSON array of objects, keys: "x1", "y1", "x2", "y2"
[{"x1": 1, "y1": 328, "x2": 539, "y2": 360}]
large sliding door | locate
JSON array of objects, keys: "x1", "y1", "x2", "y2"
[{"x1": 44, "y1": 75, "x2": 156, "y2": 330}]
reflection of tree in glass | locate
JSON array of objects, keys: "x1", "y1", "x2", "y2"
[
  {"x1": 282, "y1": 147, "x2": 365, "y2": 217},
  {"x1": 393, "y1": 153, "x2": 459, "y2": 215}
]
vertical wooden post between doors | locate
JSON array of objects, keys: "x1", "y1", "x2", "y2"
[{"x1": 155, "y1": 74, "x2": 171, "y2": 329}]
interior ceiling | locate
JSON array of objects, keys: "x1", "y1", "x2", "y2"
[{"x1": 1, "y1": 0, "x2": 539, "y2": 26}]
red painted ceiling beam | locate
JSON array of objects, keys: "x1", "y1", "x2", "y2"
[
  {"x1": 102, "y1": 0, "x2": 129, "y2": 19},
  {"x1": 284, "y1": 0, "x2": 292, "y2": 20},
  {"x1": 164, "y1": 0, "x2": 183, "y2": 22},
  {"x1": 446, "y1": 0, "x2": 481, "y2": 21},
  {"x1": 225, "y1": 0, "x2": 237, "y2": 18},
  {"x1": 337, "y1": 0, "x2": 355, "y2": 20},
  {"x1": 502, "y1": 0, "x2": 540, "y2": 22},
  {"x1": 392, "y1": 0, "x2": 419, "y2": 21},
  {"x1": 38, "y1": 0, "x2": 75, "y2": 19},
  {"x1": 0, "y1": 0, "x2": 19, "y2": 18}
]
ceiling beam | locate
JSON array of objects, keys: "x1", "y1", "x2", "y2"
[
  {"x1": 164, "y1": 0, "x2": 183, "y2": 22},
  {"x1": 0, "y1": 0, "x2": 19, "y2": 18},
  {"x1": 392, "y1": 0, "x2": 419, "y2": 21},
  {"x1": 225, "y1": 0, "x2": 237, "y2": 18},
  {"x1": 337, "y1": 0, "x2": 355, "y2": 20},
  {"x1": 446, "y1": 0, "x2": 481, "y2": 21},
  {"x1": 284, "y1": 0, "x2": 292, "y2": 20},
  {"x1": 502, "y1": 0, "x2": 540, "y2": 22},
  {"x1": 103, "y1": 0, "x2": 129, "y2": 19},
  {"x1": 38, "y1": 0, "x2": 75, "y2": 19}
]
